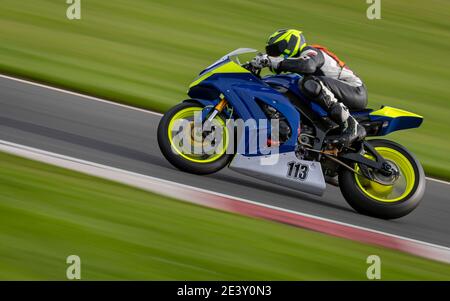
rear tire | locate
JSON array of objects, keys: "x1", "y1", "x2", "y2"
[
  {"x1": 157, "y1": 102, "x2": 233, "y2": 175},
  {"x1": 338, "y1": 139, "x2": 426, "y2": 219}
]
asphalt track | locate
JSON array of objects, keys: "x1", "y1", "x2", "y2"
[{"x1": 1, "y1": 75, "x2": 449, "y2": 248}]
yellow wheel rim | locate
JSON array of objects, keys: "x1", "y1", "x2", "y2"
[
  {"x1": 167, "y1": 107, "x2": 229, "y2": 163},
  {"x1": 355, "y1": 147, "x2": 416, "y2": 203}
]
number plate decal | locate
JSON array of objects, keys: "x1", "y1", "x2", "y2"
[{"x1": 286, "y1": 161, "x2": 309, "y2": 181}]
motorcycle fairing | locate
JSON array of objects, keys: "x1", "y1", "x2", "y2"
[
  {"x1": 188, "y1": 61, "x2": 301, "y2": 155},
  {"x1": 368, "y1": 106, "x2": 423, "y2": 135},
  {"x1": 262, "y1": 73, "x2": 329, "y2": 117},
  {"x1": 350, "y1": 106, "x2": 423, "y2": 136},
  {"x1": 189, "y1": 60, "x2": 249, "y2": 89},
  {"x1": 229, "y1": 151, "x2": 326, "y2": 196},
  {"x1": 188, "y1": 57, "x2": 423, "y2": 154}
]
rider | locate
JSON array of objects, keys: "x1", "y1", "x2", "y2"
[{"x1": 254, "y1": 29, "x2": 368, "y2": 146}]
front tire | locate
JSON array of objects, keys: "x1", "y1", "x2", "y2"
[
  {"x1": 157, "y1": 102, "x2": 233, "y2": 175},
  {"x1": 339, "y1": 139, "x2": 426, "y2": 219}
]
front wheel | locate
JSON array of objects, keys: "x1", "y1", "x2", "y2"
[
  {"x1": 157, "y1": 102, "x2": 233, "y2": 175},
  {"x1": 339, "y1": 139, "x2": 426, "y2": 219}
]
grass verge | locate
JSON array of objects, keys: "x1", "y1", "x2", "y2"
[{"x1": 0, "y1": 151, "x2": 449, "y2": 280}]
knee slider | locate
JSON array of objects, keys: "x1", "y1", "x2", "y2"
[{"x1": 301, "y1": 78, "x2": 322, "y2": 98}]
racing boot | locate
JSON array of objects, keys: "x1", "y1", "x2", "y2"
[
  {"x1": 318, "y1": 82, "x2": 366, "y2": 146},
  {"x1": 336, "y1": 115, "x2": 367, "y2": 147}
]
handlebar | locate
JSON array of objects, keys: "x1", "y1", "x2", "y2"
[{"x1": 242, "y1": 62, "x2": 262, "y2": 76}]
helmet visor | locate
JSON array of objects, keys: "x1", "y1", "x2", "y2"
[{"x1": 265, "y1": 40, "x2": 288, "y2": 57}]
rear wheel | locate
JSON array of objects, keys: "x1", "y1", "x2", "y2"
[
  {"x1": 339, "y1": 139, "x2": 425, "y2": 219},
  {"x1": 157, "y1": 102, "x2": 233, "y2": 174}
]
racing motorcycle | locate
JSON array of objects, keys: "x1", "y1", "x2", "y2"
[{"x1": 157, "y1": 48, "x2": 425, "y2": 219}]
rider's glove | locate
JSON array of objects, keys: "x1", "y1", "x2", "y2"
[
  {"x1": 251, "y1": 53, "x2": 270, "y2": 69},
  {"x1": 268, "y1": 56, "x2": 284, "y2": 72}
]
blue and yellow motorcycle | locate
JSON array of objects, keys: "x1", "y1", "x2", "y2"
[{"x1": 158, "y1": 49, "x2": 426, "y2": 219}]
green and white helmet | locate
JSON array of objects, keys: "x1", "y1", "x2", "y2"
[{"x1": 266, "y1": 29, "x2": 307, "y2": 58}]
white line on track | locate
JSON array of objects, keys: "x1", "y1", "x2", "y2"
[
  {"x1": 1, "y1": 139, "x2": 449, "y2": 258},
  {"x1": 0, "y1": 72, "x2": 448, "y2": 187},
  {"x1": 427, "y1": 177, "x2": 450, "y2": 185},
  {"x1": 0, "y1": 74, "x2": 163, "y2": 116}
]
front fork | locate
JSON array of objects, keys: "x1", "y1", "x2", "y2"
[
  {"x1": 194, "y1": 98, "x2": 228, "y2": 139},
  {"x1": 204, "y1": 98, "x2": 228, "y2": 123}
]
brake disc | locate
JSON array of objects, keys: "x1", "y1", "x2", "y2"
[{"x1": 372, "y1": 160, "x2": 400, "y2": 185}]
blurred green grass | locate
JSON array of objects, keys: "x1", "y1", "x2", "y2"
[
  {"x1": 0, "y1": 0, "x2": 449, "y2": 179},
  {"x1": 1, "y1": 151, "x2": 449, "y2": 280}
]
